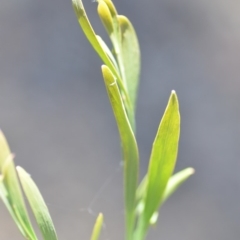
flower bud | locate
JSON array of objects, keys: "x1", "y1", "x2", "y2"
[
  {"x1": 102, "y1": 0, "x2": 117, "y2": 17},
  {"x1": 97, "y1": 0, "x2": 114, "y2": 35}
]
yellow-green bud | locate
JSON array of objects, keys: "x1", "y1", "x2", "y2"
[
  {"x1": 97, "y1": 0, "x2": 114, "y2": 35},
  {"x1": 102, "y1": 0, "x2": 117, "y2": 17}
]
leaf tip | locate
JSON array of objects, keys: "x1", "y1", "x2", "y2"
[
  {"x1": 16, "y1": 166, "x2": 20, "y2": 171},
  {"x1": 169, "y1": 90, "x2": 179, "y2": 110},
  {"x1": 188, "y1": 167, "x2": 195, "y2": 175},
  {"x1": 16, "y1": 166, "x2": 23, "y2": 173},
  {"x1": 98, "y1": 212, "x2": 104, "y2": 220},
  {"x1": 101, "y1": 64, "x2": 108, "y2": 72},
  {"x1": 170, "y1": 90, "x2": 177, "y2": 99},
  {"x1": 101, "y1": 65, "x2": 116, "y2": 86}
]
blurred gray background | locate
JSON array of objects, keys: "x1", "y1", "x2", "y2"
[{"x1": 0, "y1": 0, "x2": 240, "y2": 239}]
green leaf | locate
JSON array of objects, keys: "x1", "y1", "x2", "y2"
[
  {"x1": 0, "y1": 131, "x2": 36, "y2": 238},
  {"x1": 101, "y1": 65, "x2": 139, "y2": 240},
  {"x1": 0, "y1": 130, "x2": 11, "y2": 170},
  {"x1": 143, "y1": 91, "x2": 180, "y2": 227},
  {"x1": 136, "y1": 175, "x2": 147, "y2": 204},
  {"x1": 72, "y1": 0, "x2": 110, "y2": 65},
  {"x1": 135, "y1": 175, "x2": 147, "y2": 218},
  {"x1": 2, "y1": 155, "x2": 37, "y2": 240},
  {"x1": 90, "y1": 213, "x2": 104, "y2": 240},
  {"x1": 135, "y1": 167, "x2": 194, "y2": 232},
  {"x1": 0, "y1": 176, "x2": 28, "y2": 237},
  {"x1": 72, "y1": 0, "x2": 132, "y2": 117},
  {"x1": 97, "y1": 1, "x2": 141, "y2": 116},
  {"x1": 96, "y1": 35, "x2": 120, "y2": 73},
  {"x1": 118, "y1": 15, "x2": 141, "y2": 112},
  {"x1": 136, "y1": 168, "x2": 194, "y2": 212},
  {"x1": 17, "y1": 166, "x2": 58, "y2": 240},
  {"x1": 162, "y1": 167, "x2": 194, "y2": 203}
]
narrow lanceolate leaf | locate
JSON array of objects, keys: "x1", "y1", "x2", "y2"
[
  {"x1": 135, "y1": 167, "x2": 193, "y2": 231},
  {"x1": 72, "y1": 0, "x2": 110, "y2": 64},
  {"x1": 0, "y1": 176, "x2": 27, "y2": 237},
  {"x1": 0, "y1": 130, "x2": 11, "y2": 170},
  {"x1": 136, "y1": 168, "x2": 194, "y2": 219},
  {"x1": 90, "y1": 213, "x2": 104, "y2": 240},
  {"x1": 0, "y1": 132, "x2": 34, "y2": 238},
  {"x1": 162, "y1": 167, "x2": 194, "y2": 203},
  {"x1": 17, "y1": 167, "x2": 58, "y2": 240},
  {"x1": 143, "y1": 91, "x2": 180, "y2": 225},
  {"x1": 72, "y1": 0, "x2": 132, "y2": 116},
  {"x1": 2, "y1": 155, "x2": 37, "y2": 240},
  {"x1": 101, "y1": 65, "x2": 139, "y2": 240},
  {"x1": 96, "y1": 35, "x2": 120, "y2": 73},
  {"x1": 118, "y1": 15, "x2": 140, "y2": 112}
]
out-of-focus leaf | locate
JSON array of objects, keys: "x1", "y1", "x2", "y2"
[
  {"x1": 118, "y1": 15, "x2": 140, "y2": 112},
  {"x1": 143, "y1": 91, "x2": 180, "y2": 226},
  {"x1": 0, "y1": 176, "x2": 27, "y2": 236},
  {"x1": 101, "y1": 65, "x2": 139, "y2": 240},
  {"x1": 162, "y1": 167, "x2": 194, "y2": 203},
  {"x1": 90, "y1": 213, "x2": 104, "y2": 240},
  {"x1": 17, "y1": 166, "x2": 58, "y2": 240},
  {"x1": 0, "y1": 132, "x2": 34, "y2": 238},
  {"x1": 149, "y1": 212, "x2": 158, "y2": 225},
  {"x1": 2, "y1": 155, "x2": 37, "y2": 240},
  {"x1": 0, "y1": 130, "x2": 11, "y2": 170},
  {"x1": 135, "y1": 175, "x2": 147, "y2": 217},
  {"x1": 136, "y1": 175, "x2": 147, "y2": 203}
]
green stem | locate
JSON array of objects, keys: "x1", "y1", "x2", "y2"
[{"x1": 133, "y1": 217, "x2": 148, "y2": 240}]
